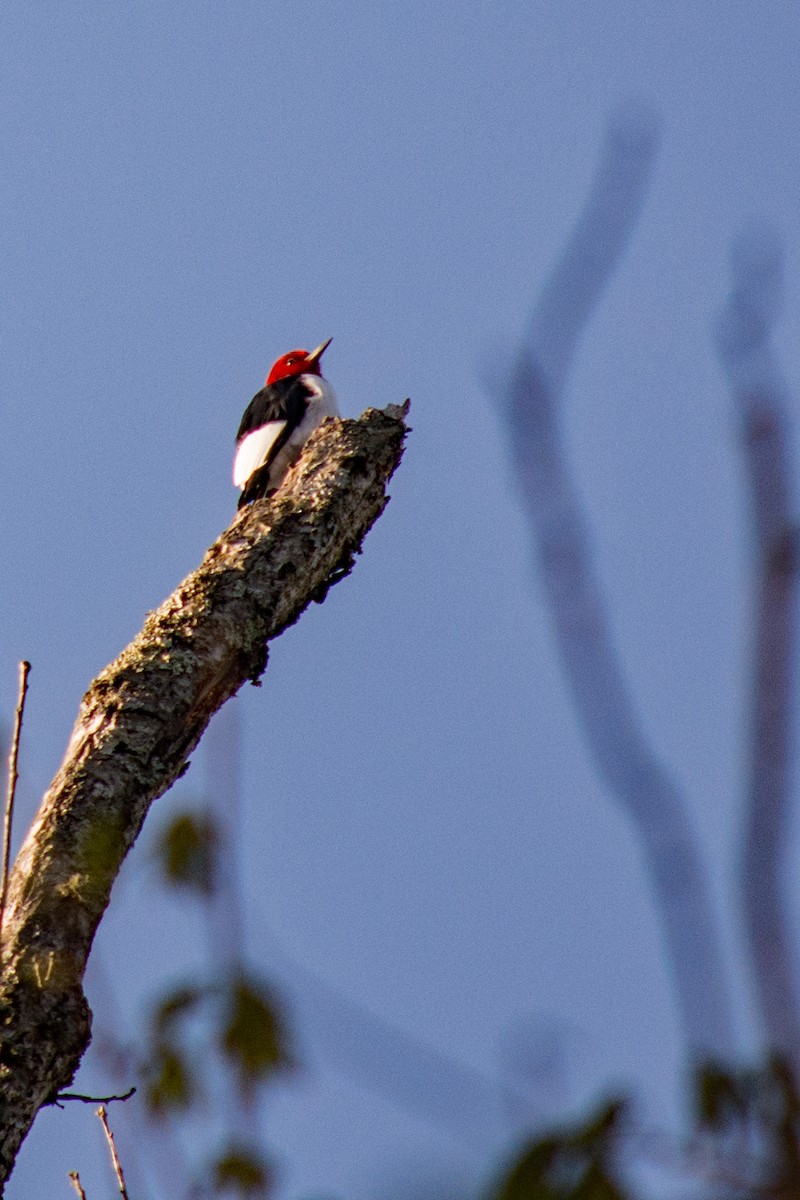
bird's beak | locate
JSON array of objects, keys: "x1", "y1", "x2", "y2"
[{"x1": 305, "y1": 337, "x2": 332, "y2": 366}]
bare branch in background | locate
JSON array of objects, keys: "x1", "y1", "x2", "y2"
[
  {"x1": 715, "y1": 228, "x2": 800, "y2": 1071},
  {"x1": 68, "y1": 1170, "x2": 88, "y2": 1200},
  {"x1": 0, "y1": 661, "x2": 30, "y2": 955},
  {"x1": 495, "y1": 101, "x2": 737, "y2": 1063},
  {"x1": 0, "y1": 404, "x2": 408, "y2": 1189},
  {"x1": 255, "y1": 919, "x2": 505, "y2": 1144},
  {"x1": 51, "y1": 1087, "x2": 136, "y2": 1107},
  {"x1": 97, "y1": 1105, "x2": 130, "y2": 1200}
]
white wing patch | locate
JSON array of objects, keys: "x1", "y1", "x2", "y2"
[{"x1": 233, "y1": 421, "x2": 286, "y2": 488}]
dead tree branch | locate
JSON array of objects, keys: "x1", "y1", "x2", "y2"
[
  {"x1": 496, "y1": 101, "x2": 737, "y2": 1063},
  {"x1": 0, "y1": 661, "x2": 30, "y2": 956},
  {"x1": 97, "y1": 1105, "x2": 130, "y2": 1200},
  {"x1": 715, "y1": 229, "x2": 800, "y2": 1070},
  {"x1": 51, "y1": 1087, "x2": 136, "y2": 1107},
  {"x1": 0, "y1": 403, "x2": 408, "y2": 1191},
  {"x1": 68, "y1": 1170, "x2": 87, "y2": 1200}
]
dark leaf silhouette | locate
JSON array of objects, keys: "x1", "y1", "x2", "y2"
[
  {"x1": 153, "y1": 982, "x2": 209, "y2": 1034},
  {"x1": 144, "y1": 1042, "x2": 197, "y2": 1113},
  {"x1": 219, "y1": 975, "x2": 295, "y2": 1086},
  {"x1": 490, "y1": 1099, "x2": 628, "y2": 1200},
  {"x1": 157, "y1": 810, "x2": 219, "y2": 895},
  {"x1": 213, "y1": 1143, "x2": 272, "y2": 1196}
]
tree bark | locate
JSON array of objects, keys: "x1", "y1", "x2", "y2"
[{"x1": 0, "y1": 403, "x2": 408, "y2": 1191}]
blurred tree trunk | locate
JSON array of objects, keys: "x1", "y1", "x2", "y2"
[
  {"x1": 497, "y1": 103, "x2": 737, "y2": 1064},
  {"x1": 716, "y1": 231, "x2": 800, "y2": 1074}
]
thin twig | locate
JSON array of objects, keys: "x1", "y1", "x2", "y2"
[
  {"x1": 97, "y1": 1105, "x2": 130, "y2": 1200},
  {"x1": 68, "y1": 1170, "x2": 88, "y2": 1200},
  {"x1": 51, "y1": 1086, "x2": 136, "y2": 1108},
  {"x1": 0, "y1": 661, "x2": 30, "y2": 958}
]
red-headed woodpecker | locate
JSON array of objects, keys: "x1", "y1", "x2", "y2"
[{"x1": 233, "y1": 338, "x2": 339, "y2": 507}]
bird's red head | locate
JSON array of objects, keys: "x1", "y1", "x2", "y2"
[{"x1": 265, "y1": 337, "x2": 332, "y2": 386}]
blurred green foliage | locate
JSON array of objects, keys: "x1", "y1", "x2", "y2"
[
  {"x1": 489, "y1": 1101, "x2": 629, "y2": 1200},
  {"x1": 692, "y1": 1056, "x2": 800, "y2": 1196},
  {"x1": 220, "y1": 975, "x2": 296, "y2": 1090},
  {"x1": 213, "y1": 1143, "x2": 272, "y2": 1196},
  {"x1": 139, "y1": 806, "x2": 295, "y2": 1196},
  {"x1": 143, "y1": 802, "x2": 800, "y2": 1198},
  {"x1": 156, "y1": 809, "x2": 219, "y2": 895},
  {"x1": 144, "y1": 1042, "x2": 196, "y2": 1114}
]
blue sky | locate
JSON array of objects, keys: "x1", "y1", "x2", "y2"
[{"x1": 2, "y1": 1, "x2": 800, "y2": 1196}]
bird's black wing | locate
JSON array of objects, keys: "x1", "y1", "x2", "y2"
[
  {"x1": 236, "y1": 376, "x2": 315, "y2": 508},
  {"x1": 236, "y1": 377, "x2": 311, "y2": 442}
]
